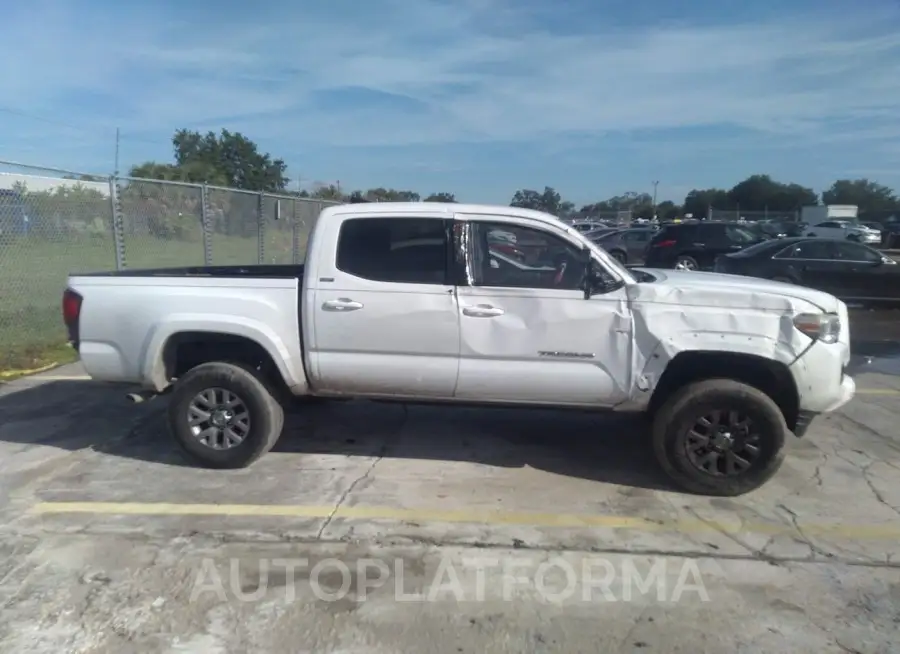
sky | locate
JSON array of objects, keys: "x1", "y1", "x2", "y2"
[{"x1": 1, "y1": 0, "x2": 899, "y2": 206}]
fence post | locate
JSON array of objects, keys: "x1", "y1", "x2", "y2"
[
  {"x1": 108, "y1": 176, "x2": 126, "y2": 270},
  {"x1": 257, "y1": 192, "x2": 265, "y2": 265},
  {"x1": 291, "y1": 198, "x2": 300, "y2": 264},
  {"x1": 201, "y1": 184, "x2": 212, "y2": 265}
]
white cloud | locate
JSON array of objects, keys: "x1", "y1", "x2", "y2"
[{"x1": 1, "y1": 0, "x2": 899, "y2": 153}]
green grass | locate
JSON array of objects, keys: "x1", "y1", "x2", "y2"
[{"x1": 0, "y1": 231, "x2": 302, "y2": 373}]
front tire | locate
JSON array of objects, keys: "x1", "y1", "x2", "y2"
[
  {"x1": 168, "y1": 361, "x2": 285, "y2": 468},
  {"x1": 651, "y1": 379, "x2": 787, "y2": 496}
]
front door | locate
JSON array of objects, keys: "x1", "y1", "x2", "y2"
[
  {"x1": 311, "y1": 215, "x2": 460, "y2": 397},
  {"x1": 778, "y1": 239, "x2": 847, "y2": 295},
  {"x1": 832, "y1": 241, "x2": 900, "y2": 301},
  {"x1": 454, "y1": 218, "x2": 632, "y2": 406}
]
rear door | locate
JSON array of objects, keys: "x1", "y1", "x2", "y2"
[
  {"x1": 623, "y1": 229, "x2": 652, "y2": 262},
  {"x1": 693, "y1": 223, "x2": 739, "y2": 268},
  {"x1": 310, "y1": 215, "x2": 461, "y2": 397}
]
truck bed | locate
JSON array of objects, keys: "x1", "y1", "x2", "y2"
[{"x1": 77, "y1": 264, "x2": 305, "y2": 279}]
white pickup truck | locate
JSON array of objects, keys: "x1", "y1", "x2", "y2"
[{"x1": 63, "y1": 202, "x2": 855, "y2": 496}]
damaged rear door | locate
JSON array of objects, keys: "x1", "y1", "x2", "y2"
[{"x1": 452, "y1": 215, "x2": 632, "y2": 406}]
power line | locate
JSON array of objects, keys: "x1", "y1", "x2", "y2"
[{"x1": 0, "y1": 104, "x2": 171, "y2": 147}]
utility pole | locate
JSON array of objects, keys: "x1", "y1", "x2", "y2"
[
  {"x1": 114, "y1": 127, "x2": 120, "y2": 176},
  {"x1": 651, "y1": 180, "x2": 659, "y2": 219}
]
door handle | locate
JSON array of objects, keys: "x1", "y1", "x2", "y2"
[
  {"x1": 322, "y1": 298, "x2": 363, "y2": 312},
  {"x1": 692, "y1": 242, "x2": 706, "y2": 248},
  {"x1": 462, "y1": 304, "x2": 504, "y2": 317}
]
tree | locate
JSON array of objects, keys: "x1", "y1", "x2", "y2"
[
  {"x1": 346, "y1": 190, "x2": 369, "y2": 203},
  {"x1": 310, "y1": 184, "x2": 343, "y2": 201},
  {"x1": 822, "y1": 179, "x2": 898, "y2": 217},
  {"x1": 509, "y1": 186, "x2": 573, "y2": 217},
  {"x1": 682, "y1": 188, "x2": 730, "y2": 218},
  {"x1": 727, "y1": 174, "x2": 816, "y2": 212},
  {"x1": 655, "y1": 200, "x2": 680, "y2": 220},
  {"x1": 129, "y1": 129, "x2": 289, "y2": 191},
  {"x1": 424, "y1": 192, "x2": 456, "y2": 202},
  {"x1": 577, "y1": 192, "x2": 654, "y2": 220},
  {"x1": 360, "y1": 188, "x2": 421, "y2": 202}
]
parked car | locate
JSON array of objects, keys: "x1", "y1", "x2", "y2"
[
  {"x1": 713, "y1": 237, "x2": 900, "y2": 306},
  {"x1": 569, "y1": 220, "x2": 610, "y2": 233},
  {"x1": 756, "y1": 219, "x2": 807, "y2": 238},
  {"x1": 590, "y1": 227, "x2": 655, "y2": 264},
  {"x1": 583, "y1": 227, "x2": 619, "y2": 241},
  {"x1": 644, "y1": 221, "x2": 765, "y2": 271},
  {"x1": 805, "y1": 220, "x2": 881, "y2": 245},
  {"x1": 878, "y1": 218, "x2": 900, "y2": 248},
  {"x1": 64, "y1": 202, "x2": 855, "y2": 496}
]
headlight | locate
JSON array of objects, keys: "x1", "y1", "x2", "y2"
[{"x1": 793, "y1": 312, "x2": 841, "y2": 344}]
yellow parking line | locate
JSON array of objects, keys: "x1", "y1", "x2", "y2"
[
  {"x1": 856, "y1": 388, "x2": 900, "y2": 396},
  {"x1": 29, "y1": 501, "x2": 900, "y2": 540},
  {"x1": 19, "y1": 375, "x2": 92, "y2": 382}
]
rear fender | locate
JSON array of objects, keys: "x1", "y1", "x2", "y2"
[{"x1": 141, "y1": 315, "x2": 306, "y2": 392}]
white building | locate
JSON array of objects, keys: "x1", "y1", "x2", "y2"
[{"x1": 0, "y1": 172, "x2": 109, "y2": 196}]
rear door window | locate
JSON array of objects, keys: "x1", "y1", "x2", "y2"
[
  {"x1": 336, "y1": 217, "x2": 449, "y2": 284},
  {"x1": 777, "y1": 240, "x2": 835, "y2": 260},
  {"x1": 833, "y1": 242, "x2": 881, "y2": 263}
]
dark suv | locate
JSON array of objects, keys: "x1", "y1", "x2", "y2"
[{"x1": 644, "y1": 221, "x2": 764, "y2": 271}]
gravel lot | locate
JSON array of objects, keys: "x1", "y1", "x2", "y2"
[{"x1": 0, "y1": 316, "x2": 898, "y2": 653}]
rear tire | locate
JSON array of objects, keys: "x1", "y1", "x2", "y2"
[
  {"x1": 673, "y1": 255, "x2": 699, "y2": 271},
  {"x1": 610, "y1": 250, "x2": 627, "y2": 264},
  {"x1": 651, "y1": 379, "x2": 787, "y2": 496},
  {"x1": 168, "y1": 361, "x2": 284, "y2": 469}
]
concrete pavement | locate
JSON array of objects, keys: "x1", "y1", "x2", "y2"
[{"x1": 0, "y1": 352, "x2": 898, "y2": 653}]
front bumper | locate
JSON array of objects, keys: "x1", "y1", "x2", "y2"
[
  {"x1": 823, "y1": 373, "x2": 856, "y2": 413},
  {"x1": 792, "y1": 374, "x2": 854, "y2": 437}
]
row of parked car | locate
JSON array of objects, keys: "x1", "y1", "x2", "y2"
[
  {"x1": 571, "y1": 216, "x2": 900, "y2": 247},
  {"x1": 581, "y1": 220, "x2": 899, "y2": 306}
]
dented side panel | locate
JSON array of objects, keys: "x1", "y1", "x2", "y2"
[
  {"x1": 455, "y1": 286, "x2": 633, "y2": 406},
  {"x1": 621, "y1": 278, "x2": 827, "y2": 410}
]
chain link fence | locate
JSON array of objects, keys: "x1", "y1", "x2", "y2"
[
  {"x1": 707, "y1": 208, "x2": 801, "y2": 222},
  {"x1": 0, "y1": 160, "x2": 337, "y2": 371}
]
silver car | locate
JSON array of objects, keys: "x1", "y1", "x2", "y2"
[{"x1": 591, "y1": 227, "x2": 655, "y2": 264}]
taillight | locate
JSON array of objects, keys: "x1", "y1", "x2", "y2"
[
  {"x1": 62, "y1": 289, "x2": 82, "y2": 325},
  {"x1": 62, "y1": 288, "x2": 82, "y2": 348},
  {"x1": 653, "y1": 239, "x2": 677, "y2": 248}
]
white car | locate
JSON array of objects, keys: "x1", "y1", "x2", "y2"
[
  {"x1": 63, "y1": 202, "x2": 855, "y2": 496},
  {"x1": 806, "y1": 220, "x2": 881, "y2": 245}
]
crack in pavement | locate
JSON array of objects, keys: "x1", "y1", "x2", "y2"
[
  {"x1": 835, "y1": 413, "x2": 900, "y2": 455},
  {"x1": 682, "y1": 506, "x2": 779, "y2": 565},
  {"x1": 3, "y1": 527, "x2": 899, "y2": 569},
  {"x1": 314, "y1": 405, "x2": 409, "y2": 540}
]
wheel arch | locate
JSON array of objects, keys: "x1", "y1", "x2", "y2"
[{"x1": 648, "y1": 350, "x2": 799, "y2": 432}]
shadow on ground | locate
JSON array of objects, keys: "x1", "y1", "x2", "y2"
[
  {"x1": 1, "y1": 310, "x2": 897, "y2": 494},
  {"x1": 0, "y1": 379, "x2": 670, "y2": 492}
]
